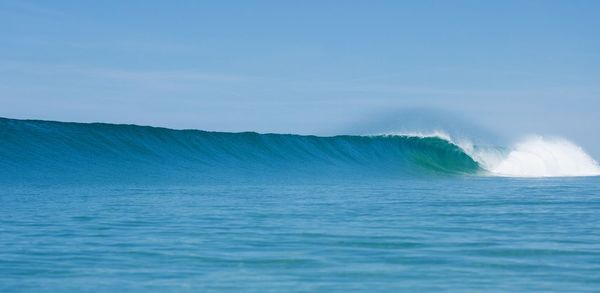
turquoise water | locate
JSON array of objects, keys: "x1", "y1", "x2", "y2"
[
  {"x1": 0, "y1": 118, "x2": 480, "y2": 183},
  {"x1": 1, "y1": 118, "x2": 600, "y2": 292},
  {"x1": 2, "y1": 179, "x2": 600, "y2": 292}
]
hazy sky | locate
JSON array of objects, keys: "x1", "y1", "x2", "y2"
[{"x1": 1, "y1": 1, "x2": 599, "y2": 154}]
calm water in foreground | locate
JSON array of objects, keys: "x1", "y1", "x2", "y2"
[{"x1": 1, "y1": 177, "x2": 600, "y2": 292}]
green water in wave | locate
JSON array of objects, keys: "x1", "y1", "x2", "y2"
[{"x1": 0, "y1": 118, "x2": 480, "y2": 183}]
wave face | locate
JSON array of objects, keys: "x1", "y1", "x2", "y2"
[{"x1": 0, "y1": 118, "x2": 481, "y2": 183}]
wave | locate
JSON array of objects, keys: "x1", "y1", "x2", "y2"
[
  {"x1": 0, "y1": 118, "x2": 598, "y2": 183},
  {"x1": 0, "y1": 118, "x2": 480, "y2": 183}
]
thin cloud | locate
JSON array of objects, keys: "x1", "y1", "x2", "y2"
[
  {"x1": 1, "y1": 62, "x2": 254, "y2": 83},
  {"x1": 0, "y1": 0, "x2": 67, "y2": 18}
]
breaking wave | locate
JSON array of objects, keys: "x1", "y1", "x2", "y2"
[
  {"x1": 407, "y1": 132, "x2": 600, "y2": 178},
  {"x1": 0, "y1": 118, "x2": 598, "y2": 183}
]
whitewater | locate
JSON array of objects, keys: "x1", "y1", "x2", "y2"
[{"x1": 395, "y1": 131, "x2": 600, "y2": 178}]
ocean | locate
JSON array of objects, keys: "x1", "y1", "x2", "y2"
[{"x1": 1, "y1": 117, "x2": 600, "y2": 292}]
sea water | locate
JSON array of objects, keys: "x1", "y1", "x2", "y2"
[{"x1": 1, "y1": 118, "x2": 600, "y2": 292}]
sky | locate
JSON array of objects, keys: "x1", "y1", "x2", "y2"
[{"x1": 1, "y1": 1, "x2": 599, "y2": 155}]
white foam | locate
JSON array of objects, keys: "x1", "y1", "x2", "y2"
[
  {"x1": 378, "y1": 131, "x2": 600, "y2": 177},
  {"x1": 433, "y1": 134, "x2": 600, "y2": 178},
  {"x1": 486, "y1": 136, "x2": 600, "y2": 177}
]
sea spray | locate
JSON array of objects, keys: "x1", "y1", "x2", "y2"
[
  {"x1": 381, "y1": 131, "x2": 600, "y2": 178},
  {"x1": 490, "y1": 136, "x2": 600, "y2": 177}
]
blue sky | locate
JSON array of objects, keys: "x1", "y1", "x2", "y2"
[{"x1": 1, "y1": 1, "x2": 599, "y2": 154}]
